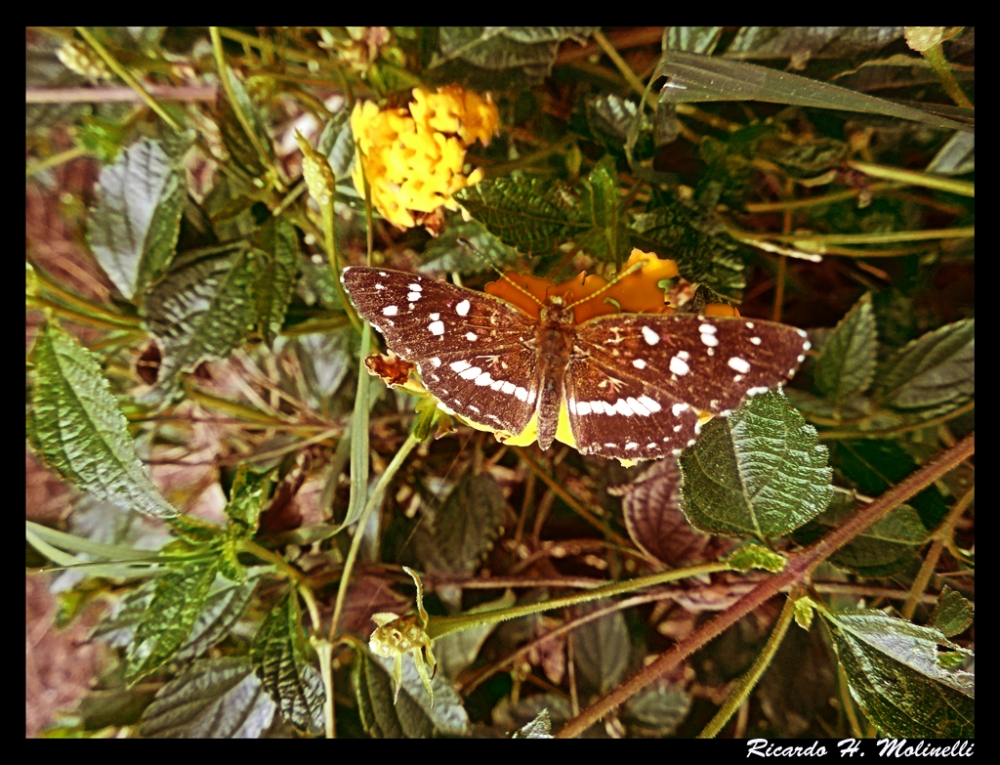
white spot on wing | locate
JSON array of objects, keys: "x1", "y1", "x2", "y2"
[
  {"x1": 455, "y1": 299, "x2": 471, "y2": 316},
  {"x1": 459, "y1": 366, "x2": 482, "y2": 380},
  {"x1": 627, "y1": 397, "x2": 649, "y2": 416},
  {"x1": 577, "y1": 401, "x2": 592, "y2": 415},
  {"x1": 746, "y1": 386, "x2": 768, "y2": 397},
  {"x1": 430, "y1": 357, "x2": 441, "y2": 368},
  {"x1": 671, "y1": 402, "x2": 689, "y2": 417},
  {"x1": 728, "y1": 357, "x2": 751, "y2": 374},
  {"x1": 632, "y1": 358, "x2": 647, "y2": 370},
  {"x1": 699, "y1": 323, "x2": 717, "y2": 335},
  {"x1": 466, "y1": 332, "x2": 478, "y2": 341},
  {"x1": 407, "y1": 292, "x2": 421, "y2": 302},
  {"x1": 408, "y1": 283, "x2": 422, "y2": 292},
  {"x1": 428, "y1": 320, "x2": 445, "y2": 335},
  {"x1": 669, "y1": 354, "x2": 690, "y2": 376},
  {"x1": 750, "y1": 336, "x2": 761, "y2": 345},
  {"x1": 501, "y1": 381, "x2": 516, "y2": 395},
  {"x1": 614, "y1": 399, "x2": 632, "y2": 416},
  {"x1": 638, "y1": 395, "x2": 662, "y2": 413},
  {"x1": 641, "y1": 326, "x2": 660, "y2": 345},
  {"x1": 515, "y1": 387, "x2": 528, "y2": 402},
  {"x1": 382, "y1": 305, "x2": 398, "y2": 317},
  {"x1": 474, "y1": 372, "x2": 494, "y2": 386},
  {"x1": 430, "y1": 312, "x2": 440, "y2": 321},
  {"x1": 450, "y1": 360, "x2": 471, "y2": 373}
]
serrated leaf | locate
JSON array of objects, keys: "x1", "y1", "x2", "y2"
[
  {"x1": 249, "y1": 590, "x2": 324, "y2": 734},
  {"x1": 621, "y1": 456, "x2": 711, "y2": 567},
  {"x1": 586, "y1": 94, "x2": 642, "y2": 147},
  {"x1": 371, "y1": 652, "x2": 470, "y2": 736},
  {"x1": 574, "y1": 607, "x2": 629, "y2": 695},
  {"x1": 353, "y1": 650, "x2": 432, "y2": 738},
  {"x1": 140, "y1": 657, "x2": 276, "y2": 738},
  {"x1": 631, "y1": 197, "x2": 746, "y2": 295},
  {"x1": 316, "y1": 110, "x2": 355, "y2": 180},
  {"x1": 794, "y1": 492, "x2": 930, "y2": 577},
  {"x1": 94, "y1": 576, "x2": 258, "y2": 660},
  {"x1": 141, "y1": 245, "x2": 263, "y2": 405},
  {"x1": 438, "y1": 27, "x2": 592, "y2": 72},
  {"x1": 127, "y1": 557, "x2": 220, "y2": 682},
  {"x1": 832, "y1": 440, "x2": 948, "y2": 530},
  {"x1": 29, "y1": 321, "x2": 177, "y2": 519},
  {"x1": 420, "y1": 217, "x2": 520, "y2": 274},
  {"x1": 414, "y1": 472, "x2": 505, "y2": 577},
  {"x1": 456, "y1": 176, "x2": 590, "y2": 256},
  {"x1": 821, "y1": 608, "x2": 974, "y2": 737},
  {"x1": 875, "y1": 319, "x2": 974, "y2": 411},
  {"x1": 215, "y1": 66, "x2": 272, "y2": 176},
  {"x1": 225, "y1": 464, "x2": 275, "y2": 539},
  {"x1": 511, "y1": 709, "x2": 553, "y2": 739},
  {"x1": 250, "y1": 218, "x2": 298, "y2": 345},
  {"x1": 813, "y1": 293, "x2": 877, "y2": 403},
  {"x1": 575, "y1": 156, "x2": 631, "y2": 262},
  {"x1": 678, "y1": 391, "x2": 833, "y2": 540},
  {"x1": 87, "y1": 138, "x2": 185, "y2": 300},
  {"x1": 930, "y1": 587, "x2": 974, "y2": 638}
]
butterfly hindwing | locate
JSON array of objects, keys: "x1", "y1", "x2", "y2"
[
  {"x1": 342, "y1": 267, "x2": 541, "y2": 437},
  {"x1": 566, "y1": 313, "x2": 809, "y2": 459}
]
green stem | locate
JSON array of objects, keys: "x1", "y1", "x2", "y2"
[
  {"x1": 329, "y1": 431, "x2": 420, "y2": 640},
  {"x1": 28, "y1": 296, "x2": 142, "y2": 332},
  {"x1": 921, "y1": 42, "x2": 973, "y2": 109},
  {"x1": 556, "y1": 432, "x2": 974, "y2": 737},
  {"x1": 209, "y1": 27, "x2": 285, "y2": 191},
  {"x1": 425, "y1": 561, "x2": 731, "y2": 640},
  {"x1": 76, "y1": 27, "x2": 184, "y2": 134},
  {"x1": 847, "y1": 160, "x2": 973, "y2": 197},
  {"x1": 698, "y1": 595, "x2": 797, "y2": 738}
]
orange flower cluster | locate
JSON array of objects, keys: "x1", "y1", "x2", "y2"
[
  {"x1": 485, "y1": 249, "x2": 737, "y2": 322},
  {"x1": 351, "y1": 86, "x2": 499, "y2": 229}
]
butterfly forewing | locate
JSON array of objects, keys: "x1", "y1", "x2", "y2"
[
  {"x1": 567, "y1": 313, "x2": 809, "y2": 460},
  {"x1": 342, "y1": 267, "x2": 541, "y2": 436}
]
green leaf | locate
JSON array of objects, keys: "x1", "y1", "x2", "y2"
[
  {"x1": 623, "y1": 683, "x2": 691, "y2": 737},
  {"x1": 654, "y1": 50, "x2": 971, "y2": 134},
  {"x1": 87, "y1": 138, "x2": 185, "y2": 300},
  {"x1": 630, "y1": 195, "x2": 747, "y2": 295},
  {"x1": 140, "y1": 657, "x2": 277, "y2": 738},
  {"x1": 727, "y1": 544, "x2": 787, "y2": 573},
  {"x1": 127, "y1": 557, "x2": 220, "y2": 682},
  {"x1": 141, "y1": 245, "x2": 263, "y2": 405},
  {"x1": 353, "y1": 649, "x2": 433, "y2": 738},
  {"x1": 794, "y1": 492, "x2": 930, "y2": 577},
  {"x1": 575, "y1": 156, "x2": 632, "y2": 262},
  {"x1": 678, "y1": 391, "x2": 833, "y2": 540},
  {"x1": 249, "y1": 590, "x2": 325, "y2": 734},
  {"x1": 225, "y1": 464, "x2": 275, "y2": 539},
  {"x1": 875, "y1": 319, "x2": 974, "y2": 411},
  {"x1": 369, "y1": 651, "x2": 470, "y2": 736},
  {"x1": 438, "y1": 27, "x2": 592, "y2": 72},
  {"x1": 456, "y1": 175, "x2": 591, "y2": 256},
  {"x1": 831, "y1": 440, "x2": 948, "y2": 530},
  {"x1": 821, "y1": 608, "x2": 974, "y2": 737},
  {"x1": 413, "y1": 472, "x2": 505, "y2": 577},
  {"x1": 930, "y1": 587, "x2": 974, "y2": 638},
  {"x1": 574, "y1": 608, "x2": 629, "y2": 695},
  {"x1": 29, "y1": 321, "x2": 177, "y2": 519},
  {"x1": 419, "y1": 217, "x2": 520, "y2": 275},
  {"x1": 813, "y1": 293, "x2": 877, "y2": 403},
  {"x1": 250, "y1": 218, "x2": 298, "y2": 346},
  {"x1": 94, "y1": 576, "x2": 257, "y2": 660}
]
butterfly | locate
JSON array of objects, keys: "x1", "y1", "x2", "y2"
[{"x1": 341, "y1": 262, "x2": 809, "y2": 462}]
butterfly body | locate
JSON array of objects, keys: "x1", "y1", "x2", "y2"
[{"x1": 342, "y1": 266, "x2": 809, "y2": 461}]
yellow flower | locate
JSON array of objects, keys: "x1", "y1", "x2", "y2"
[{"x1": 351, "y1": 86, "x2": 499, "y2": 230}]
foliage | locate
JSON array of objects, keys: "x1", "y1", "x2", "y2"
[{"x1": 26, "y1": 26, "x2": 973, "y2": 739}]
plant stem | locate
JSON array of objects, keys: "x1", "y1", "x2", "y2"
[{"x1": 556, "y1": 432, "x2": 973, "y2": 737}]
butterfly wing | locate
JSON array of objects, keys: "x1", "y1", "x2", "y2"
[
  {"x1": 342, "y1": 267, "x2": 541, "y2": 437},
  {"x1": 566, "y1": 313, "x2": 809, "y2": 460}
]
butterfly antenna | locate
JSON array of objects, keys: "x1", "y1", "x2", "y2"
[
  {"x1": 564, "y1": 255, "x2": 656, "y2": 310},
  {"x1": 457, "y1": 238, "x2": 544, "y2": 308}
]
